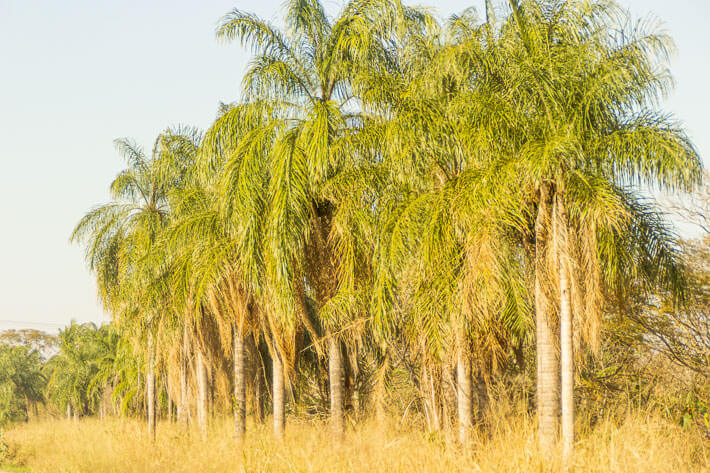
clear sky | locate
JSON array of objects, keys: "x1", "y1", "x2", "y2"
[{"x1": 0, "y1": 0, "x2": 707, "y2": 329}]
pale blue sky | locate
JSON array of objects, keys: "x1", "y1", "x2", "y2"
[{"x1": 0, "y1": 0, "x2": 707, "y2": 329}]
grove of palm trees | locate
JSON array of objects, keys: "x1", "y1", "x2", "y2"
[{"x1": 1, "y1": 0, "x2": 708, "y2": 472}]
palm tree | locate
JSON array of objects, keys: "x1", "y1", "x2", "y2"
[
  {"x1": 347, "y1": 4, "x2": 532, "y2": 441},
  {"x1": 0, "y1": 344, "x2": 45, "y2": 424},
  {"x1": 215, "y1": 0, "x2": 408, "y2": 436},
  {"x1": 496, "y1": 0, "x2": 701, "y2": 456},
  {"x1": 166, "y1": 102, "x2": 275, "y2": 441},
  {"x1": 45, "y1": 322, "x2": 104, "y2": 420},
  {"x1": 72, "y1": 128, "x2": 198, "y2": 438},
  {"x1": 87, "y1": 324, "x2": 144, "y2": 418},
  {"x1": 357, "y1": 1, "x2": 700, "y2": 452}
]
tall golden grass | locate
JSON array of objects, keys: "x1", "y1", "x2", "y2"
[{"x1": 2, "y1": 414, "x2": 708, "y2": 473}]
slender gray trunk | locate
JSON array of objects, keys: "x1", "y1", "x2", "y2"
[
  {"x1": 255, "y1": 365, "x2": 265, "y2": 423},
  {"x1": 147, "y1": 336, "x2": 156, "y2": 440},
  {"x1": 423, "y1": 364, "x2": 441, "y2": 431},
  {"x1": 178, "y1": 359, "x2": 188, "y2": 426},
  {"x1": 328, "y1": 336, "x2": 344, "y2": 437},
  {"x1": 347, "y1": 351, "x2": 361, "y2": 417},
  {"x1": 350, "y1": 373, "x2": 361, "y2": 417},
  {"x1": 178, "y1": 325, "x2": 189, "y2": 427},
  {"x1": 375, "y1": 353, "x2": 388, "y2": 426},
  {"x1": 209, "y1": 370, "x2": 215, "y2": 421},
  {"x1": 251, "y1": 335, "x2": 265, "y2": 423},
  {"x1": 558, "y1": 194, "x2": 574, "y2": 459},
  {"x1": 147, "y1": 368, "x2": 155, "y2": 436},
  {"x1": 536, "y1": 183, "x2": 559, "y2": 449},
  {"x1": 474, "y1": 374, "x2": 490, "y2": 424},
  {"x1": 457, "y1": 351, "x2": 473, "y2": 443},
  {"x1": 234, "y1": 327, "x2": 246, "y2": 443},
  {"x1": 255, "y1": 368, "x2": 265, "y2": 423},
  {"x1": 196, "y1": 350, "x2": 208, "y2": 440},
  {"x1": 272, "y1": 351, "x2": 284, "y2": 439},
  {"x1": 66, "y1": 403, "x2": 71, "y2": 420}
]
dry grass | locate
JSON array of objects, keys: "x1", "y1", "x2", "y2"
[{"x1": 2, "y1": 414, "x2": 708, "y2": 473}]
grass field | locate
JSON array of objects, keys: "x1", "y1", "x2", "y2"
[{"x1": 1, "y1": 413, "x2": 707, "y2": 473}]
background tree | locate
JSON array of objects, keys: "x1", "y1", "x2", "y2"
[{"x1": 0, "y1": 344, "x2": 45, "y2": 424}]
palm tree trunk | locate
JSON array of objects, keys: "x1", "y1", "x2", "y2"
[
  {"x1": 272, "y1": 350, "x2": 285, "y2": 439},
  {"x1": 209, "y1": 370, "x2": 215, "y2": 421},
  {"x1": 536, "y1": 183, "x2": 559, "y2": 448},
  {"x1": 234, "y1": 326, "x2": 246, "y2": 443},
  {"x1": 474, "y1": 373, "x2": 490, "y2": 425},
  {"x1": 328, "y1": 335, "x2": 344, "y2": 437},
  {"x1": 423, "y1": 364, "x2": 441, "y2": 431},
  {"x1": 457, "y1": 351, "x2": 472, "y2": 443},
  {"x1": 557, "y1": 193, "x2": 574, "y2": 459},
  {"x1": 147, "y1": 367, "x2": 155, "y2": 436},
  {"x1": 375, "y1": 347, "x2": 390, "y2": 427},
  {"x1": 255, "y1": 352, "x2": 265, "y2": 423},
  {"x1": 147, "y1": 336, "x2": 156, "y2": 440},
  {"x1": 178, "y1": 325, "x2": 189, "y2": 427},
  {"x1": 255, "y1": 372, "x2": 264, "y2": 422},
  {"x1": 196, "y1": 350, "x2": 208, "y2": 440},
  {"x1": 347, "y1": 351, "x2": 360, "y2": 416},
  {"x1": 250, "y1": 335, "x2": 266, "y2": 423},
  {"x1": 375, "y1": 352, "x2": 389, "y2": 426},
  {"x1": 178, "y1": 358, "x2": 188, "y2": 426}
]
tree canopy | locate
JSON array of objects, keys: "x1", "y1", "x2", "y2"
[{"x1": 60, "y1": 0, "x2": 705, "y2": 461}]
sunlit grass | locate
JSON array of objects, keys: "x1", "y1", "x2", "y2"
[{"x1": 2, "y1": 413, "x2": 708, "y2": 473}]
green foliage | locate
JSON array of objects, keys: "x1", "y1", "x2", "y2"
[
  {"x1": 61, "y1": 0, "x2": 705, "y2": 438},
  {"x1": 681, "y1": 391, "x2": 710, "y2": 435},
  {"x1": 44, "y1": 322, "x2": 142, "y2": 418},
  {"x1": 0, "y1": 345, "x2": 44, "y2": 425}
]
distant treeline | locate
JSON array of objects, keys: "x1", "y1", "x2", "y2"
[{"x1": 0, "y1": 324, "x2": 148, "y2": 424}]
